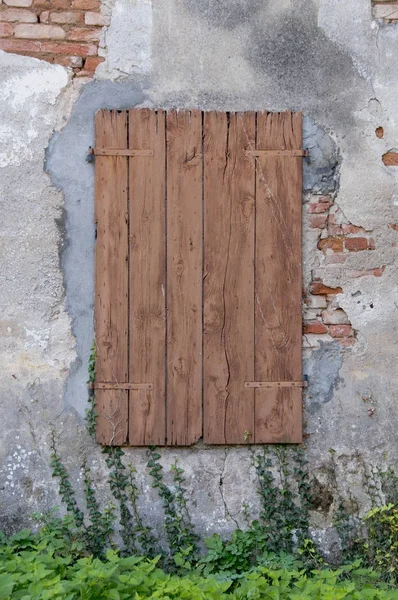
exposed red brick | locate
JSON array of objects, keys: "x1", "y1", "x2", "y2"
[
  {"x1": 376, "y1": 126, "x2": 384, "y2": 139},
  {"x1": 341, "y1": 224, "x2": 365, "y2": 235},
  {"x1": 0, "y1": 22, "x2": 13, "y2": 36},
  {"x1": 49, "y1": 11, "x2": 84, "y2": 24},
  {"x1": 308, "y1": 201, "x2": 332, "y2": 214},
  {"x1": 388, "y1": 223, "x2": 398, "y2": 231},
  {"x1": 338, "y1": 338, "x2": 356, "y2": 348},
  {"x1": 0, "y1": 37, "x2": 41, "y2": 51},
  {"x1": 23, "y1": 51, "x2": 83, "y2": 66},
  {"x1": 4, "y1": 0, "x2": 33, "y2": 7},
  {"x1": 324, "y1": 253, "x2": 347, "y2": 264},
  {"x1": 322, "y1": 308, "x2": 349, "y2": 325},
  {"x1": 383, "y1": 151, "x2": 398, "y2": 166},
  {"x1": 304, "y1": 320, "x2": 328, "y2": 334},
  {"x1": 348, "y1": 266, "x2": 386, "y2": 278},
  {"x1": 310, "y1": 215, "x2": 327, "y2": 229},
  {"x1": 33, "y1": 0, "x2": 71, "y2": 8},
  {"x1": 71, "y1": 0, "x2": 99, "y2": 8},
  {"x1": 368, "y1": 237, "x2": 376, "y2": 250},
  {"x1": 318, "y1": 236, "x2": 344, "y2": 253},
  {"x1": 39, "y1": 40, "x2": 97, "y2": 54},
  {"x1": 14, "y1": 23, "x2": 66, "y2": 38},
  {"x1": 83, "y1": 54, "x2": 103, "y2": 69},
  {"x1": 69, "y1": 26, "x2": 100, "y2": 41},
  {"x1": 84, "y1": 11, "x2": 109, "y2": 25},
  {"x1": 311, "y1": 282, "x2": 343, "y2": 295},
  {"x1": 328, "y1": 224, "x2": 343, "y2": 236},
  {"x1": 0, "y1": 8, "x2": 37, "y2": 22},
  {"x1": 345, "y1": 237, "x2": 370, "y2": 251},
  {"x1": 329, "y1": 324, "x2": 354, "y2": 338}
]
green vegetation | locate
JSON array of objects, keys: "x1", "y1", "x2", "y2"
[
  {"x1": 1, "y1": 524, "x2": 398, "y2": 600},
  {"x1": 3, "y1": 347, "x2": 398, "y2": 597}
]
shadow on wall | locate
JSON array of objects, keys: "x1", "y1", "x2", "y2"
[{"x1": 181, "y1": 0, "x2": 366, "y2": 131}]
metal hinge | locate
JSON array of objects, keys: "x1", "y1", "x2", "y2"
[
  {"x1": 244, "y1": 381, "x2": 308, "y2": 389},
  {"x1": 90, "y1": 382, "x2": 153, "y2": 390}
]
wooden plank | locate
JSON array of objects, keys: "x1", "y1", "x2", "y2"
[
  {"x1": 203, "y1": 112, "x2": 256, "y2": 444},
  {"x1": 128, "y1": 109, "x2": 167, "y2": 446},
  {"x1": 94, "y1": 109, "x2": 129, "y2": 445},
  {"x1": 166, "y1": 110, "x2": 203, "y2": 445},
  {"x1": 254, "y1": 111, "x2": 303, "y2": 444}
]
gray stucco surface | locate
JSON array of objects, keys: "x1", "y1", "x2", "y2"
[{"x1": 1, "y1": 0, "x2": 398, "y2": 542}]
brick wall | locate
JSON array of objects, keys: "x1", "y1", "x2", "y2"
[
  {"x1": 303, "y1": 194, "x2": 385, "y2": 351},
  {"x1": 372, "y1": 0, "x2": 398, "y2": 22},
  {"x1": 0, "y1": 0, "x2": 107, "y2": 75}
]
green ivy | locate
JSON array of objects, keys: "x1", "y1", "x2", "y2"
[{"x1": 85, "y1": 342, "x2": 97, "y2": 438}]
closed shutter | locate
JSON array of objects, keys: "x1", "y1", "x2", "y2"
[{"x1": 94, "y1": 109, "x2": 303, "y2": 446}]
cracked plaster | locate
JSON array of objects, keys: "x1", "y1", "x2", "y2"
[{"x1": 0, "y1": 0, "x2": 398, "y2": 544}]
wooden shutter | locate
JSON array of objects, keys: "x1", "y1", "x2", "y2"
[{"x1": 94, "y1": 109, "x2": 303, "y2": 446}]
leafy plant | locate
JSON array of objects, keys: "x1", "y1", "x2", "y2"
[
  {"x1": 85, "y1": 343, "x2": 97, "y2": 438},
  {"x1": 146, "y1": 448, "x2": 198, "y2": 567}
]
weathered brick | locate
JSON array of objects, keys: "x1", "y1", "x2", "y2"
[
  {"x1": 329, "y1": 324, "x2": 354, "y2": 338},
  {"x1": 0, "y1": 8, "x2": 37, "y2": 22},
  {"x1": 324, "y1": 253, "x2": 347, "y2": 265},
  {"x1": 338, "y1": 338, "x2": 356, "y2": 348},
  {"x1": 304, "y1": 320, "x2": 328, "y2": 334},
  {"x1": 71, "y1": 0, "x2": 99, "y2": 8},
  {"x1": 24, "y1": 51, "x2": 83, "y2": 67},
  {"x1": 322, "y1": 308, "x2": 349, "y2": 325},
  {"x1": 341, "y1": 224, "x2": 365, "y2": 235},
  {"x1": 373, "y1": 4, "x2": 398, "y2": 20},
  {"x1": 318, "y1": 236, "x2": 344, "y2": 252},
  {"x1": 14, "y1": 23, "x2": 66, "y2": 39},
  {"x1": 49, "y1": 11, "x2": 83, "y2": 24},
  {"x1": 69, "y1": 26, "x2": 100, "y2": 41},
  {"x1": 388, "y1": 223, "x2": 398, "y2": 231},
  {"x1": 307, "y1": 295, "x2": 328, "y2": 309},
  {"x1": 345, "y1": 237, "x2": 369, "y2": 251},
  {"x1": 33, "y1": 0, "x2": 71, "y2": 7},
  {"x1": 328, "y1": 223, "x2": 343, "y2": 236},
  {"x1": 375, "y1": 126, "x2": 384, "y2": 138},
  {"x1": 83, "y1": 55, "x2": 104, "y2": 69},
  {"x1": 310, "y1": 215, "x2": 327, "y2": 229},
  {"x1": 4, "y1": 0, "x2": 32, "y2": 6},
  {"x1": 40, "y1": 40, "x2": 97, "y2": 54},
  {"x1": 348, "y1": 266, "x2": 386, "y2": 278},
  {"x1": 311, "y1": 282, "x2": 343, "y2": 295},
  {"x1": 0, "y1": 22, "x2": 13, "y2": 35},
  {"x1": 84, "y1": 11, "x2": 110, "y2": 25},
  {"x1": 0, "y1": 37, "x2": 40, "y2": 51},
  {"x1": 39, "y1": 9, "x2": 48, "y2": 21},
  {"x1": 308, "y1": 201, "x2": 332, "y2": 214}
]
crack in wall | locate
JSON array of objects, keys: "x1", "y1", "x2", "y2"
[{"x1": 219, "y1": 448, "x2": 239, "y2": 528}]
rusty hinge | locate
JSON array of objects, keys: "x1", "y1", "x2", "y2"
[
  {"x1": 246, "y1": 149, "x2": 309, "y2": 158},
  {"x1": 90, "y1": 382, "x2": 153, "y2": 390},
  {"x1": 244, "y1": 381, "x2": 307, "y2": 389}
]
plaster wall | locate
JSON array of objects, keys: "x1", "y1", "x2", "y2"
[{"x1": 1, "y1": 0, "x2": 398, "y2": 548}]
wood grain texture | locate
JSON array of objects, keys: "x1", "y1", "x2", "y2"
[
  {"x1": 254, "y1": 111, "x2": 303, "y2": 443},
  {"x1": 203, "y1": 112, "x2": 256, "y2": 444},
  {"x1": 166, "y1": 110, "x2": 203, "y2": 445},
  {"x1": 95, "y1": 109, "x2": 129, "y2": 445},
  {"x1": 128, "y1": 109, "x2": 167, "y2": 446}
]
